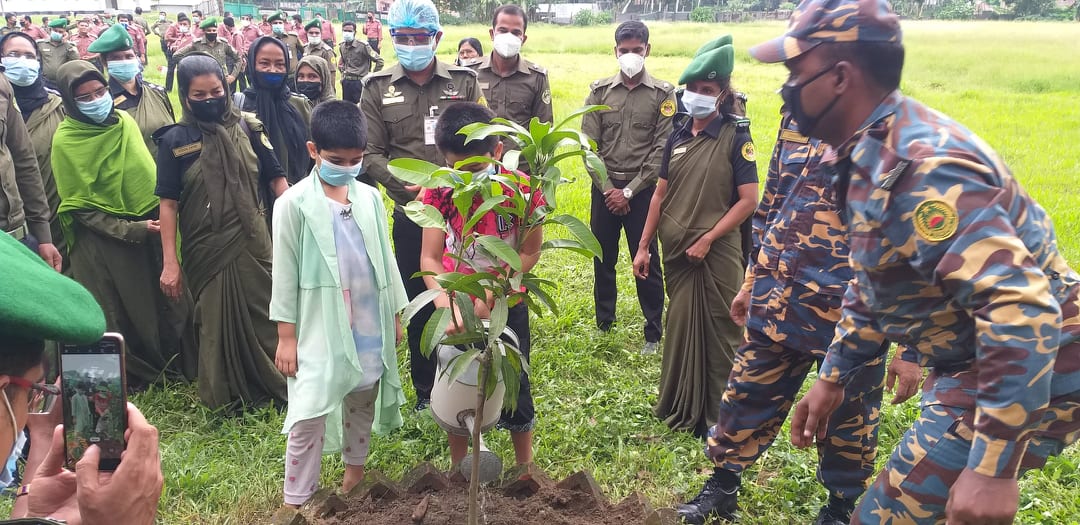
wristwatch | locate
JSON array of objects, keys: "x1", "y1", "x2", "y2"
[{"x1": 622, "y1": 187, "x2": 633, "y2": 200}]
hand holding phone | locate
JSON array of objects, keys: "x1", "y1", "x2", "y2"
[{"x1": 60, "y1": 333, "x2": 128, "y2": 470}]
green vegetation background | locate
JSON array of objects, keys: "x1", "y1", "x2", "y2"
[{"x1": 23, "y1": 20, "x2": 1080, "y2": 524}]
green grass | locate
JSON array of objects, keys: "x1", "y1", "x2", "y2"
[{"x1": 25, "y1": 20, "x2": 1080, "y2": 524}]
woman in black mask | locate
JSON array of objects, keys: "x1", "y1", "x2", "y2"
[
  {"x1": 236, "y1": 36, "x2": 312, "y2": 187},
  {"x1": 154, "y1": 53, "x2": 288, "y2": 410},
  {"x1": 296, "y1": 55, "x2": 335, "y2": 106}
]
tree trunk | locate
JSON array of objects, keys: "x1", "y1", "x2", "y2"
[{"x1": 467, "y1": 352, "x2": 491, "y2": 525}]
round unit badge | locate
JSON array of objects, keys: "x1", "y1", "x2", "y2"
[{"x1": 913, "y1": 199, "x2": 959, "y2": 242}]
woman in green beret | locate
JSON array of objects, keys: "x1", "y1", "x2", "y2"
[
  {"x1": 155, "y1": 53, "x2": 288, "y2": 409},
  {"x1": 633, "y1": 36, "x2": 759, "y2": 436},
  {"x1": 296, "y1": 55, "x2": 336, "y2": 105},
  {"x1": 50, "y1": 60, "x2": 195, "y2": 388},
  {"x1": 88, "y1": 23, "x2": 174, "y2": 157}
]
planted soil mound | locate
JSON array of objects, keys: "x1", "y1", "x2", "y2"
[{"x1": 325, "y1": 483, "x2": 649, "y2": 525}]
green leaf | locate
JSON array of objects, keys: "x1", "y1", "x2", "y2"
[
  {"x1": 463, "y1": 193, "x2": 509, "y2": 232},
  {"x1": 487, "y1": 297, "x2": 509, "y2": 348},
  {"x1": 541, "y1": 238, "x2": 594, "y2": 258},
  {"x1": 490, "y1": 117, "x2": 531, "y2": 137},
  {"x1": 453, "y1": 291, "x2": 480, "y2": 334},
  {"x1": 548, "y1": 214, "x2": 602, "y2": 259},
  {"x1": 483, "y1": 355, "x2": 498, "y2": 399},
  {"x1": 388, "y1": 158, "x2": 444, "y2": 187},
  {"x1": 459, "y1": 122, "x2": 528, "y2": 147},
  {"x1": 475, "y1": 235, "x2": 522, "y2": 272},
  {"x1": 402, "y1": 288, "x2": 443, "y2": 326},
  {"x1": 500, "y1": 351, "x2": 521, "y2": 412},
  {"x1": 554, "y1": 104, "x2": 609, "y2": 132},
  {"x1": 419, "y1": 307, "x2": 452, "y2": 359},
  {"x1": 445, "y1": 271, "x2": 494, "y2": 298},
  {"x1": 501, "y1": 149, "x2": 521, "y2": 172},
  {"x1": 528, "y1": 117, "x2": 550, "y2": 146},
  {"x1": 522, "y1": 277, "x2": 559, "y2": 315},
  {"x1": 444, "y1": 347, "x2": 481, "y2": 384},
  {"x1": 452, "y1": 156, "x2": 497, "y2": 171},
  {"x1": 584, "y1": 150, "x2": 608, "y2": 180},
  {"x1": 439, "y1": 332, "x2": 486, "y2": 346},
  {"x1": 540, "y1": 130, "x2": 583, "y2": 153},
  {"x1": 403, "y1": 201, "x2": 446, "y2": 229}
]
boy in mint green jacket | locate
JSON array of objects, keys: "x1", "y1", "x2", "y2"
[{"x1": 270, "y1": 100, "x2": 407, "y2": 507}]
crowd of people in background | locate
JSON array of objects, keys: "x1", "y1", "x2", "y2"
[{"x1": 0, "y1": 0, "x2": 1078, "y2": 523}]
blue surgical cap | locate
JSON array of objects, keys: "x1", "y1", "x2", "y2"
[{"x1": 388, "y1": 0, "x2": 441, "y2": 32}]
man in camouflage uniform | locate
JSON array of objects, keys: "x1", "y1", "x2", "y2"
[
  {"x1": 174, "y1": 17, "x2": 244, "y2": 87},
  {"x1": 338, "y1": 20, "x2": 383, "y2": 104},
  {"x1": 675, "y1": 109, "x2": 922, "y2": 525},
  {"x1": 360, "y1": 0, "x2": 482, "y2": 409},
  {"x1": 757, "y1": 0, "x2": 1080, "y2": 523}
]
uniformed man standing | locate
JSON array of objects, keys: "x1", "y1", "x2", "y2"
[
  {"x1": 315, "y1": 12, "x2": 335, "y2": 46},
  {"x1": 151, "y1": 10, "x2": 171, "y2": 44},
  {"x1": 174, "y1": 18, "x2": 244, "y2": 88},
  {"x1": 0, "y1": 75, "x2": 62, "y2": 270},
  {"x1": 90, "y1": 24, "x2": 174, "y2": 157},
  {"x1": 474, "y1": 4, "x2": 552, "y2": 165},
  {"x1": 36, "y1": 19, "x2": 79, "y2": 85},
  {"x1": 338, "y1": 20, "x2": 383, "y2": 104},
  {"x1": 115, "y1": 13, "x2": 147, "y2": 65},
  {"x1": 267, "y1": 11, "x2": 303, "y2": 86},
  {"x1": 360, "y1": 0, "x2": 482, "y2": 409},
  {"x1": 1, "y1": 14, "x2": 18, "y2": 36},
  {"x1": 761, "y1": 1, "x2": 1080, "y2": 524},
  {"x1": 70, "y1": 18, "x2": 99, "y2": 65},
  {"x1": 582, "y1": 20, "x2": 672, "y2": 354},
  {"x1": 364, "y1": 11, "x2": 383, "y2": 53},
  {"x1": 132, "y1": 7, "x2": 150, "y2": 35},
  {"x1": 302, "y1": 20, "x2": 337, "y2": 90}
]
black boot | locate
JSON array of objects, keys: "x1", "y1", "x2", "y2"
[
  {"x1": 813, "y1": 495, "x2": 856, "y2": 525},
  {"x1": 675, "y1": 469, "x2": 739, "y2": 524}
]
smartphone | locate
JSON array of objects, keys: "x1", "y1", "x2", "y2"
[{"x1": 60, "y1": 333, "x2": 128, "y2": 471}]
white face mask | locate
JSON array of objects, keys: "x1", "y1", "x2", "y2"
[
  {"x1": 618, "y1": 52, "x2": 645, "y2": 78},
  {"x1": 681, "y1": 90, "x2": 719, "y2": 119},
  {"x1": 492, "y1": 32, "x2": 521, "y2": 59}
]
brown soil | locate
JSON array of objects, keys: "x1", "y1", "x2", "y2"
[{"x1": 323, "y1": 482, "x2": 649, "y2": 525}]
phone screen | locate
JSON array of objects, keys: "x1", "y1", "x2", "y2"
[{"x1": 60, "y1": 334, "x2": 127, "y2": 470}]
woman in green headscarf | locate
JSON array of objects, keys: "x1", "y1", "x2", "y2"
[
  {"x1": 51, "y1": 60, "x2": 195, "y2": 387},
  {"x1": 295, "y1": 55, "x2": 336, "y2": 106},
  {"x1": 155, "y1": 53, "x2": 288, "y2": 409}
]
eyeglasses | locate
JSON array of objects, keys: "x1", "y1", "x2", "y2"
[
  {"x1": 390, "y1": 30, "x2": 436, "y2": 46},
  {"x1": 8, "y1": 376, "x2": 60, "y2": 414},
  {"x1": 74, "y1": 86, "x2": 108, "y2": 103},
  {"x1": 3, "y1": 51, "x2": 37, "y2": 60}
]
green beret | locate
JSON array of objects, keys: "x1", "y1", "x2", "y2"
[
  {"x1": 198, "y1": 16, "x2": 219, "y2": 30},
  {"x1": 679, "y1": 40, "x2": 734, "y2": 85},
  {"x1": 0, "y1": 234, "x2": 105, "y2": 344},
  {"x1": 304, "y1": 19, "x2": 321, "y2": 31},
  {"x1": 48, "y1": 18, "x2": 69, "y2": 29},
  {"x1": 267, "y1": 10, "x2": 286, "y2": 23},
  {"x1": 87, "y1": 23, "x2": 133, "y2": 54},
  {"x1": 693, "y1": 34, "x2": 733, "y2": 58}
]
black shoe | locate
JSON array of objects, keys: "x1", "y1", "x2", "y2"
[
  {"x1": 414, "y1": 398, "x2": 430, "y2": 412},
  {"x1": 813, "y1": 496, "x2": 855, "y2": 525},
  {"x1": 675, "y1": 476, "x2": 738, "y2": 524},
  {"x1": 597, "y1": 320, "x2": 614, "y2": 332}
]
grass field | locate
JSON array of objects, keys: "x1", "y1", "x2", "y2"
[{"x1": 23, "y1": 20, "x2": 1080, "y2": 524}]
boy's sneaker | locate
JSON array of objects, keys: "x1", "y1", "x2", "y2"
[
  {"x1": 675, "y1": 475, "x2": 739, "y2": 524},
  {"x1": 813, "y1": 495, "x2": 856, "y2": 525},
  {"x1": 414, "y1": 398, "x2": 430, "y2": 412},
  {"x1": 641, "y1": 341, "x2": 659, "y2": 355}
]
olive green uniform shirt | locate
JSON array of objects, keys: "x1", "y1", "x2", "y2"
[
  {"x1": 302, "y1": 41, "x2": 337, "y2": 85},
  {"x1": 339, "y1": 39, "x2": 383, "y2": 79},
  {"x1": 582, "y1": 69, "x2": 676, "y2": 197},
  {"x1": 0, "y1": 77, "x2": 53, "y2": 243},
  {"x1": 174, "y1": 37, "x2": 243, "y2": 79},
  {"x1": 360, "y1": 61, "x2": 482, "y2": 207},
  {"x1": 474, "y1": 55, "x2": 553, "y2": 127},
  {"x1": 152, "y1": 20, "x2": 171, "y2": 39},
  {"x1": 36, "y1": 40, "x2": 80, "y2": 84},
  {"x1": 276, "y1": 33, "x2": 304, "y2": 75},
  {"x1": 111, "y1": 78, "x2": 175, "y2": 158}
]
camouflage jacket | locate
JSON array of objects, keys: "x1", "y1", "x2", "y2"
[{"x1": 818, "y1": 90, "x2": 1080, "y2": 478}]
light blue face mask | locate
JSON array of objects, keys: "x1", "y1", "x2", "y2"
[
  {"x1": 107, "y1": 59, "x2": 141, "y2": 83},
  {"x1": 1, "y1": 57, "x2": 39, "y2": 87},
  {"x1": 395, "y1": 43, "x2": 435, "y2": 72},
  {"x1": 318, "y1": 158, "x2": 363, "y2": 187},
  {"x1": 50, "y1": 31, "x2": 62, "y2": 42},
  {"x1": 76, "y1": 94, "x2": 114, "y2": 124},
  {"x1": 681, "y1": 89, "x2": 718, "y2": 119}
]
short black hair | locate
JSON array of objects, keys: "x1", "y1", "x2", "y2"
[
  {"x1": 192, "y1": 9, "x2": 202, "y2": 16},
  {"x1": 492, "y1": 4, "x2": 528, "y2": 31},
  {"x1": 614, "y1": 20, "x2": 648, "y2": 44},
  {"x1": 458, "y1": 37, "x2": 483, "y2": 57},
  {"x1": 135, "y1": 7, "x2": 143, "y2": 14},
  {"x1": 823, "y1": 41, "x2": 904, "y2": 92},
  {"x1": 0, "y1": 340, "x2": 45, "y2": 378},
  {"x1": 435, "y1": 102, "x2": 497, "y2": 157},
  {"x1": 311, "y1": 100, "x2": 368, "y2": 151},
  {"x1": 223, "y1": 16, "x2": 235, "y2": 27},
  {"x1": 118, "y1": 13, "x2": 132, "y2": 22},
  {"x1": 343, "y1": 21, "x2": 356, "y2": 31}
]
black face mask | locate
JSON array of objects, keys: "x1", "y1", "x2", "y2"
[
  {"x1": 205, "y1": 33, "x2": 217, "y2": 42},
  {"x1": 188, "y1": 96, "x2": 227, "y2": 122},
  {"x1": 296, "y1": 81, "x2": 322, "y2": 101},
  {"x1": 780, "y1": 63, "x2": 840, "y2": 138}
]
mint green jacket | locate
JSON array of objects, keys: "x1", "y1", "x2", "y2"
[{"x1": 270, "y1": 171, "x2": 407, "y2": 453}]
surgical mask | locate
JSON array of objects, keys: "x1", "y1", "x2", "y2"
[
  {"x1": 779, "y1": 64, "x2": 839, "y2": 138},
  {"x1": 296, "y1": 81, "x2": 321, "y2": 101},
  {"x1": 458, "y1": 57, "x2": 480, "y2": 67},
  {"x1": 342, "y1": 31, "x2": 355, "y2": 42},
  {"x1": 159, "y1": 14, "x2": 166, "y2": 21},
  {"x1": 192, "y1": 17, "x2": 200, "y2": 24},
  {"x1": 1, "y1": 57, "x2": 39, "y2": 87},
  {"x1": 242, "y1": 20, "x2": 250, "y2": 27},
  {"x1": 681, "y1": 90, "x2": 718, "y2": 119},
  {"x1": 258, "y1": 71, "x2": 285, "y2": 87},
  {"x1": 318, "y1": 158, "x2": 362, "y2": 186},
  {"x1": 205, "y1": 33, "x2": 217, "y2": 42},
  {"x1": 50, "y1": 31, "x2": 63, "y2": 42},
  {"x1": 272, "y1": 23, "x2": 284, "y2": 34},
  {"x1": 76, "y1": 94, "x2": 113, "y2": 124},
  {"x1": 188, "y1": 95, "x2": 227, "y2": 121},
  {"x1": 618, "y1": 52, "x2": 644, "y2": 78},
  {"x1": 395, "y1": 43, "x2": 435, "y2": 72},
  {"x1": 179, "y1": 25, "x2": 190, "y2": 33},
  {"x1": 107, "y1": 58, "x2": 141, "y2": 83},
  {"x1": 492, "y1": 32, "x2": 521, "y2": 59}
]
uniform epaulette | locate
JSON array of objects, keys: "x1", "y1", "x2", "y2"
[
  {"x1": 144, "y1": 81, "x2": 165, "y2": 93},
  {"x1": 735, "y1": 91, "x2": 748, "y2": 102},
  {"x1": 151, "y1": 123, "x2": 181, "y2": 144},
  {"x1": 528, "y1": 62, "x2": 547, "y2": 75},
  {"x1": 44, "y1": 87, "x2": 60, "y2": 96},
  {"x1": 239, "y1": 111, "x2": 266, "y2": 133},
  {"x1": 731, "y1": 116, "x2": 751, "y2": 130},
  {"x1": 447, "y1": 65, "x2": 478, "y2": 78}
]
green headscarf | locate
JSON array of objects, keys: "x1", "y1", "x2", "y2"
[{"x1": 52, "y1": 60, "x2": 158, "y2": 247}]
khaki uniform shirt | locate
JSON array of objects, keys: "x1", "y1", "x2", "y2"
[
  {"x1": 276, "y1": 33, "x2": 304, "y2": 75},
  {"x1": 151, "y1": 19, "x2": 171, "y2": 39},
  {"x1": 339, "y1": 39, "x2": 383, "y2": 79},
  {"x1": 582, "y1": 69, "x2": 676, "y2": 197},
  {"x1": 0, "y1": 77, "x2": 52, "y2": 242},
  {"x1": 36, "y1": 40, "x2": 80, "y2": 84},
  {"x1": 361, "y1": 61, "x2": 482, "y2": 207},
  {"x1": 174, "y1": 37, "x2": 243, "y2": 79},
  {"x1": 302, "y1": 41, "x2": 337, "y2": 84},
  {"x1": 474, "y1": 55, "x2": 553, "y2": 128}
]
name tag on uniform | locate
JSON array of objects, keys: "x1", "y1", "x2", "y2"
[
  {"x1": 113, "y1": 94, "x2": 128, "y2": 105},
  {"x1": 672, "y1": 146, "x2": 687, "y2": 157},
  {"x1": 779, "y1": 129, "x2": 809, "y2": 144},
  {"x1": 479, "y1": 82, "x2": 489, "y2": 89},
  {"x1": 382, "y1": 96, "x2": 404, "y2": 105},
  {"x1": 173, "y1": 142, "x2": 202, "y2": 157},
  {"x1": 424, "y1": 116, "x2": 437, "y2": 146}
]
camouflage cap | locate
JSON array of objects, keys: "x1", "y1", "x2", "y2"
[{"x1": 749, "y1": 0, "x2": 901, "y2": 63}]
